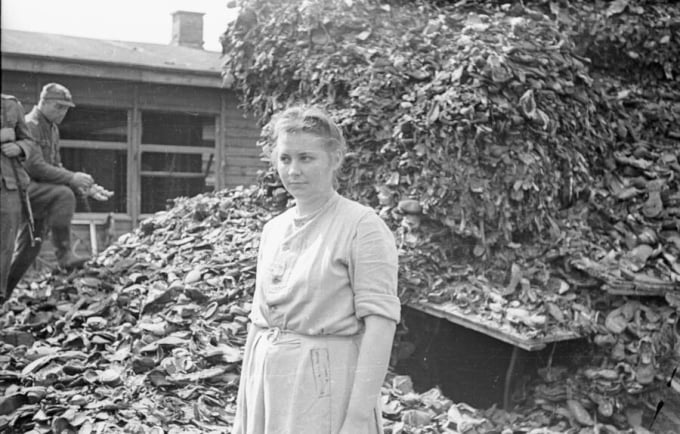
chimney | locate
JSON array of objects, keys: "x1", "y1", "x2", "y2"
[{"x1": 171, "y1": 11, "x2": 205, "y2": 49}]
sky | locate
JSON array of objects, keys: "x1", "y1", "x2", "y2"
[{"x1": 1, "y1": 0, "x2": 239, "y2": 52}]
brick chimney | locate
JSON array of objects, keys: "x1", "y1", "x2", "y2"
[{"x1": 171, "y1": 11, "x2": 205, "y2": 49}]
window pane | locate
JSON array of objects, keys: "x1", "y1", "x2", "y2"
[
  {"x1": 61, "y1": 149, "x2": 127, "y2": 213},
  {"x1": 60, "y1": 107, "x2": 127, "y2": 141},
  {"x1": 59, "y1": 106, "x2": 128, "y2": 213},
  {"x1": 141, "y1": 110, "x2": 216, "y2": 212},
  {"x1": 142, "y1": 111, "x2": 212, "y2": 147},
  {"x1": 141, "y1": 152, "x2": 204, "y2": 173},
  {"x1": 202, "y1": 119, "x2": 217, "y2": 188}
]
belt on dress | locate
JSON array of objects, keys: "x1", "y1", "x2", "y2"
[{"x1": 255, "y1": 326, "x2": 359, "y2": 345}]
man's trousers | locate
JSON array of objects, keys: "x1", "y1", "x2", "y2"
[
  {"x1": 6, "y1": 182, "x2": 76, "y2": 296},
  {"x1": 1, "y1": 182, "x2": 22, "y2": 301}
]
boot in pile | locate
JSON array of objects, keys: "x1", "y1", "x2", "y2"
[{"x1": 52, "y1": 225, "x2": 89, "y2": 269}]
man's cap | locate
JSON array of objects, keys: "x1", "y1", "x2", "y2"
[{"x1": 40, "y1": 83, "x2": 75, "y2": 107}]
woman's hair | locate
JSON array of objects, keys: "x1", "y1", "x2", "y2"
[{"x1": 267, "y1": 105, "x2": 347, "y2": 164}]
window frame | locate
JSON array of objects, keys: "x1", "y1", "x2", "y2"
[
  {"x1": 58, "y1": 104, "x2": 130, "y2": 216},
  {"x1": 137, "y1": 110, "x2": 221, "y2": 218},
  {"x1": 50, "y1": 89, "x2": 228, "y2": 226}
]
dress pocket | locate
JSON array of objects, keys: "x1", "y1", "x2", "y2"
[
  {"x1": 310, "y1": 348, "x2": 330, "y2": 398},
  {"x1": 294, "y1": 347, "x2": 330, "y2": 434}
]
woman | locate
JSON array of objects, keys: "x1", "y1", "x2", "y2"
[{"x1": 232, "y1": 106, "x2": 401, "y2": 434}]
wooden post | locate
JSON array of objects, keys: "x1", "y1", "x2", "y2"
[
  {"x1": 217, "y1": 93, "x2": 228, "y2": 191},
  {"x1": 503, "y1": 346, "x2": 520, "y2": 410},
  {"x1": 128, "y1": 85, "x2": 142, "y2": 227}
]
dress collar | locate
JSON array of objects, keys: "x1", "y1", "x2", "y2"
[{"x1": 292, "y1": 191, "x2": 340, "y2": 227}]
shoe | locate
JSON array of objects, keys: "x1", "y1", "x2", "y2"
[
  {"x1": 52, "y1": 225, "x2": 90, "y2": 269},
  {"x1": 635, "y1": 363, "x2": 655, "y2": 385},
  {"x1": 635, "y1": 337, "x2": 656, "y2": 385},
  {"x1": 611, "y1": 339, "x2": 626, "y2": 361},
  {"x1": 57, "y1": 251, "x2": 89, "y2": 270}
]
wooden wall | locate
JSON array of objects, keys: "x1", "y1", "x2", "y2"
[{"x1": 222, "y1": 98, "x2": 266, "y2": 187}]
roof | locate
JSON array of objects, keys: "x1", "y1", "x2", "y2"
[{"x1": 1, "y1": 29, "x2": 225, "y2": 88}]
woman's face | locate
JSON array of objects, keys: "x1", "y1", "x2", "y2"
[{"x1": 275, "y1": 132, "x2": 339, "y2": 203}]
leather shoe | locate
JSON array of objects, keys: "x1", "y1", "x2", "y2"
[{"x1": 57, "y1": 251, "x2": 90, "y2": 269}]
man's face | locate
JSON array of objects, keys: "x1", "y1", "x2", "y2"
[{"x1": 42, "y1": 101, "x2": 71, "y2": 124}]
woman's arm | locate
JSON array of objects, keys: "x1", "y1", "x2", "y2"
[{"x1": 339, "y1": 314, "x2": 396, "y2": 434}]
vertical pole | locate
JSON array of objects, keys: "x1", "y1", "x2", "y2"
[
  {"x1": 128, "y1": 85, "x2": 142, "y2": 227},
  {"x1": 89, "y1": 221, "x2": 98, "y2": 255},
  {"x1": 504, "y1": 346, "x2": 520, "y2": 410},
  {"x1": 217, "y1": 93, "x2": 228, "y2": 191}
]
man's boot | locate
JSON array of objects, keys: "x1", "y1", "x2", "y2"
[
  {"x1": 52, "y1": 225, "x2": 89, "y2": 269},
  {"x1": 6, "y1": 219, "x2": 45, "y2": 298}
]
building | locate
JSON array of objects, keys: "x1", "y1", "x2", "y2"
[{"x1": 1, "y1": 11, "x2": 264, "y2": 255}]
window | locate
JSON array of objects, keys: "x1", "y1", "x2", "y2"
[
  {"x1": 59, "y1": 107, "x2": 128, "y2": 213},
  {"x1": 140, "y1": 111, "x2": 216, "y2": 213},
  {"x1": 58, "y1": 106, "x2": 219, "y2": 216}
]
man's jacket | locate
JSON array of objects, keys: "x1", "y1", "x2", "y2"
[
  {"x1": 1, "y1": 94, "x2": 32, "y2": 190},
  {"x1": 24, "y1": 106, "x2": 74, "y2": 185}
]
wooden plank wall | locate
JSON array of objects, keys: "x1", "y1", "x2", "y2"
[
  {"x1": 221, "y1": 97, "x2": 267, "y2": 188},
  {"x1": 1, "y1": 71, "x2": 136, "y2": 109},
  {"x1": 139, "y1": 84, "x2": 221, "y2": 113},
  {"x1": 1, "y1": 71, "x2": 40, "y2": 103}
]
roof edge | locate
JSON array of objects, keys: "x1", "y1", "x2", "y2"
[
  {"x1": 1, "y1": 28, "x2": 222, "y2": 55},
  {"x1": 1, "y1": 51, "x2": 222, "y2": 77},
  {"x1": 2, "y1": 53, "x2": 226, "y2": 89}
]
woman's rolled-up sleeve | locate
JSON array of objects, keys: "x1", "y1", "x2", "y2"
[{"x1": 349, "y1": 212, "x2": 401, "y2": 323}]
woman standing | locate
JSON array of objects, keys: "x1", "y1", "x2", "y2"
[{"x1": 232, "y1": 106, "x2": 401, "y2": 434}]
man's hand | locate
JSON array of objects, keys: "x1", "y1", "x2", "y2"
[
  {"x1": 1, "y1": 142, "x2": 23, "y2": 158},
  {"x1": 70, "y1": 172, "x2": 95, "y2": 190},
  {"x1": 1, "y1": 127, "x2": 17, "y2": 144}
]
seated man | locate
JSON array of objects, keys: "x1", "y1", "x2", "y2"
[
  {"x1": 7, "y1": 83, "x2": 96, "y2": 294},
  {"x1": 1, "y1": 94, "x2": 34, "y2": 303}
]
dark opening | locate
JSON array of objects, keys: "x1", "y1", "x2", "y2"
[{"x1": 394, "y1": 306, "x2": 588, "y2": 408}]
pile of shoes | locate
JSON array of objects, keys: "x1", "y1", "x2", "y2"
[
  {"x1": 1, "y1": 0, "x2": 679, "y2": 431},
  {"x1": 221, "y1": 0, "x2": 612, "y2": 281},
  {"x1": 0, "y1": 186, "x2": 272, "y2": 433}
]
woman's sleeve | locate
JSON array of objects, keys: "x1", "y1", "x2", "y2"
[{"x1": 349, "y1": 212, "x2": 401, "y2": 323}]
